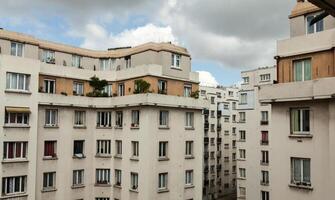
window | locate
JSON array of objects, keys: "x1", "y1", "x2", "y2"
[
  {"x1": 158, "y1": 173, "x2": 168, "y2": 190},
  {"x1": 73, "y1": 170, "x2": 84, "y2": 186},
  {"x1": 130, "y1": 172, "x2": 138, "y2": 190},
  {"x1": 239, "y1": 149, "x2": 246, "y2": 159},
  {"x1": 45, "y1": 109, "x2": 58, "y2": 127},
  {"x1": 239, "y1": 112, "x2": 246, "y2": 123},
  {"x1": 291, "y1": 158, "x2": 311, "y2": 186},
  {"x1": 210, "y1": 111, "x2": 215, "y2": 118},
  {"x1": 184, "y1": 84, "x2": 192, "y2": 97},
  {"x1": 210, "y1": 138, "x2": 215, "y2": 146},
  {"x1": 261, "y1": 111, "x2": 268, "y2": 123},
  {"x1": 261, "y1": 131, "x2": 269, "y2": 145},
  {"x1": 185, "y1": 141, "x2": 193, "y2": 157},
  {"x1": 171, "y1": 53, "x2": 181, "y2": 68},
  {"x1": 306, "y1": 14, "x2": 324, "y2": 34},
  {"x1": 224, "y1": 104, "x2": 229, "y2": 110},
  {"x1": 158, "y1": 80, "x2": 167, "y2": 94},
  {"x1": 73, "y1": 140, "x2": 84, "y2": 158},
  {"x1": 232, "y1": 114, "x2": 236, "y2": 122},
  {"x1": 72, "y1": 55, "x2": 82, "y2": 68},
  {"x1": 200, "y1": 90, "x2": 206, "y2": 96},
  {"x1": 115, "y1": 111, "x2": 123, "y2": 128},
  {"x1": 239, "y1": 168, "x2": 246, "y2": 178},
  {"x1": 185, "y1": 112, "x2": 194, "y2": 128},
  {"x1": 125, "y1": 56, "x2": 131, "y2": 68},
  {"x1": 43, "y1": 172, "x2": 56, "y2": 190},
  {"x1": 96, "y1": 198, "x2": 110, "y2": 200},
  {"x1": 96, "y1": 140, "x2": 111, "y2": 156},
  {"x1": 2, "y1": 176, "x2": 27, "y2": 195},
  {"x1": 239, "y1": 187, "x2": 246, "y2": 197},
  {"x1": 73, "y1": 82, "x2": 84, "y2": 96},
  {"x1": 96, "y1": 169, "x2": 110, "y2": 185},
  {"x1": 239, "y1": 130, "x2": 246, "y2": 141},
  {"x1": 294, "y1": 59, "x2": 311, "y2": 82},
  {"x1": 43, "y1": 79, "x2": 55, "y2": 93},
  {"x1": 42, "y1": 50, "x2": 55, "y2": 64},
  {"x1": 10, "y1": 42, "x2": 24, "y2": 57},
  {"x1": 260, "y1": 74, "x2": 271, "y2": 82},
  {"x1": 261, "y1": 151, "x2": 269, "y2": 164},
  {"x1": 118, "y1": 83, "x2": 125, "y2": 96},
  {"x1": 185, "y1": 170, "x2": 193, "y2": 186},
  {"x1": 232, "y1": 127, "x2": 236, "y2": 134},
  {"x1": 211, "y1": 97, "x2": 215, "y2": 104},
  {"x1": 6, "y1": 72, "x2": 30, "y2": 91},
  {"x1": 131, "y1": 110, "x2": 140, "y2": 127},
  {"x1": 239, "y1": 93, "x2": 247, "y2": 104},
  {"x1": 103, "y1": 84, "x2": 112, "y2": 97},
  {"x1": 261, "y1": 171, "x2": 269, "y2": 185},
  {"x1": 159, "y1": 110, "x2": 169, "y2": 127},
  {"x1": 100, "y1": 59, "x2": 110, "y2": 71},
  {"x1": 210, "y1": 124, "x2": 215, "y2": 132},
  {"x1": 3, "y1": 142, "x2": 27, "y2": 160},
  {"x1": 158, "y1": 142, "x2": 168, "y2": 159},
  {"x1": 228, "y1": 91, "x2": 234, "y2": 97},
  {"x1": 131, "y1": 141, "x2": 139, "y2": 157},
  {"x1": 5, "y1": 110, "x2": 29, "y2": 126},
  {"x1": 232, "y1": 102, "x2": 236, "y2": 110},
  {"x1": 115, "y1": 140, "x2": 122, "y2": 156},
  {"x1": 261, "y1": 191, "x2": 270, "y2": 200},
  {"x1": 44, "y1": 141, "x2": 57, "y2": 158},
  {"x1": 73, "y1": 111, "x2": 85, "y2": 127},
  {"x1": 224, "y1": 117, "x2": 229, "y2": 122},
  {"x1": 242, "y1": 77, "x2": 249, "y2": 84},
  {"x1": 97, "y1": 111, "x2": 112, "y2": 128},
  {"x1": 115, "y1": 169, "x2": 122, "y2": 186},
  {"x1": 290, "y1": 108, "x2": 310, "y2": 134},
  {"x1": 232, "y1": 140, "x2": 236, "y2": 148}
]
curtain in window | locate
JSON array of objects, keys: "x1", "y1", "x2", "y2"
[
  {"x1": 304, "y1": 59, "x2": 311, "y2": 81},
  {"x1": 8, "y1": 143, "x2": 14, "y2": 158},
  {"x1": 15, "y1": 142, "x2": 21, "y2": 157},
  {"x1": 303, "y1": 159, "x2": 310, "y2": 182},
  {"x1": 294, "y1": 61, "x2": 303, "y2": 81},
  {"x1": 293, "y1": 159, "x2": 301, "y2": 182},
  {"x1": 291, "y1": 110, "x2": 300, "y2": 132},
  {"x1": 261, "y1": 131, "x2": 268, "y2": 141},
  {"x1": 44, "y1": 142, "x2": 54, "y2": 156}
]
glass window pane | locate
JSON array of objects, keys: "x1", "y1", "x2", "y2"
[
  {"x1": 294, "y1": 61, "x2": 303, "y2": 82},
  {"x1": 304, "y1": 59, "x2": 311, "y2": 81}
]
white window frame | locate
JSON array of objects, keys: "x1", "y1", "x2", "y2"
[
  {"x1": 185, "y1": 112, "x2": 194, "y2": 128},
  {"x1": 306, "y1": 13, "x2": 324, "y2": 34},
  {"x1": 183, "y1": 84, "x2": 192, "y2": 97},
  {"x1": 2, "y1": 176, "x2": 27, "y2": 195},
  {"x1": 73, "y1": 140, "x2": 85, "y2": 157},
  {"x1": 96, "y1": 169, "x2": 110, "y2": 184},
  {"x1": 291, "y1": 158, "x2": 311, "y2": 185},
  {"x1": 72, "y1": 55, "x2": 82, "y2": 68},
  {"x1": 185, "y1": 141, "x2": 193, "y2": 157},
  {"x1": 131, "y1": 110, "x2": 140, "y2": 127},
  {"x1": 6, "y1": 72, "x2": 30, "y2": 92},
  {"x1": 242, "y1": 77, "x2": 249, "y2": 84},
  {"x1": 42, "y1": 50, "x2": 55, "y2": 64},
  {"x1": 118, "y1": 83, "x2": 125, "y2": 96},
  {"x1": 103, "y1": 84, "x2": 112, "y2": 97},
  {"x1": 130, "y1": 172, "x2": 138, "y2": 190},
  {"x1": 159, "y1": 110, "x2": 169, "y2": 127},
  {"x1": 5, "y1": 112, "x2": 29, "y2": 126},
  {"x1": 290, "y1": 108, "x2": 310, "y2": 134},
  {"x1": 185, "y1": 170, "x2": 193, "y2": 186},
  {"x1": 73, "y1": 169, "x2": 84, "y2": 186},
  {"x1": 239, "y1": 168, "x2": 246, "y2": 178},
  {"x1": 45, "y1": 109, "x2": 58, "y2": 127},
  {"x1": 115, "y1": 111, "x2": 123, "y2": 128},
  {"x1": 115, "y1": 169, "x2": 122, "y2": 186},
  {"x1": 10, "y1": 42, "x2": 24, "y2": 57},
  {"x1": 115, "y1": 140, "x2": 122, "y2": 156},
  {"x1": 43, "y1": 79, "x2": 56, "y2": 94},
  {"x1": 96, "y1": 111, "x2": 112, "y2": 128},
  {"x1": 260, "y1": 74, "x2": 271, "y2": 82},
  {"x1": 171, "y1": 53, "x2": 181, "y2": 68},
  {"x1": 43, "y1": 172, "x2": 56, "y2": 190},
  {"x1": 74, "y1": 111, "x2": 85, "y2": 127},
  {"x1": 239, "y1": 149, "x2": 246, "y2": 159},
  {"x1": 96, "y1": 140, "x2": 111, "y2": 156},
  {"x1": 158, "y1": 173, "x2": 168, "y2": 190},
  {"x1": 73, "y1": 82, "x2": 84, "y2": 96},
  {"x1": 3, "y1": 142, "x2": 28, "y2": 160},
  {"x1": 100, "y1": 59, "x2": 110, "y2": 71},
  {"x1": 239, "y1": 93, "x2": 247, "y2": 104},
  {"x1": 131, "y1": 141, "x2": 139, "y2": 157},
  {"x1": 158, "y1": 141, "x2": 168, "y2": 158}
]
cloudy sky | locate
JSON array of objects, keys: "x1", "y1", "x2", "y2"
[{"x1": 0, "y1": 0, "x2": 295, "y2": 86}]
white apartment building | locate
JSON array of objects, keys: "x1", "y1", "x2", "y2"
[
  {"x1": 236, "y1": 66, "x2": 276, "y2": 200},
  {"x1": 200, "y1": 86, "x2": 239, "y2": 200},
  {"x1": 0, "y1": 29, "x2": 205, "y2": 200},
  {"x1": 258, "y1": 1, "x2": 335, "y2": 200}
]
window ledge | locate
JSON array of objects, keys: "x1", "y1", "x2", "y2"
[
  {"x1": 94, "y1": 183, "x2": 112, "y2": 187},
  {"x1": 158, "y1": 157, "x2": 170, "y2": 161},
  {"x1": 289, "y1": 134, "x2": 313, "y2": 139},
  {"x1": 185, "y1": 127, "x2": 195, "y2": 130},
  {"x1": 113, "y1": 184, "x2": 122, "y2": 189},
  {"x1": 260, "y1": 182, "x2": 269, "y2": 186},
  {"x1": 44, "y1": 125, "x2": 59, "y2": 129},
  {"x1": 157, "y1": 188, "x2": 169, "y2": 193},
  {"x1": 0, "y1": 193, "x2": 28, "y2": 199},
  {"x1": 288, "y1": 184, "x2": 313, "y2": 190},
  {"x1": 4, "y1": 89, "x2": 31, "y2": 95},
  {"x1": 43, "y1": 156, "x2": 58, "y2": 160},
  {"x1": 170, "y1": 66, "x2": 182, "y2": 70},
  {"x1": 237, "y1": 140, "x2": 246, "y2": 142},
  {"x1": 114, "y1": 126, "x2": 123, "y2": 129},
  {"x1": 185, "y1": 155, "x2": 195, "y2": 160},
  {"x1": 41, "y1": 188, "x2": 57, "y2": 193},
  {"x1": 237, "y1": 159, "x2": 246, "y2": 161},
  {"x1": 114, "y1": 154, "x2": 122, "y2": 159},
  {"x1": 130, "y1": 156, "x2": 139, "y2": 161},
  {"x1": 2, "y1": 159, "x2": 28, "y2": 164},
  {"x1": 71, "y1": 184, "x2": 85, "y2": 189},
  {"x1": 73, "y1": 125, "x2": 86, "y2": 129},
  {"x1": 184, "y1": 185, "x2": 195, "y2": 189},
  {"x1": 158, "y1": 126, "x2": 170, "y2": 130},
  {"x1": 130, "y1": 126, "x2": 140, "y2": 130},
  {"x1": 72, "y1": 155, "x2": 86, "y2": 159},
  {"x1": 96, "y1": 126, "x2": 113, "y2": 129},
  {"x1": 3, "y1": 125, "x2": 30, "y2": 128},
  {"x1": 129, "y1": 189, "x2": 139, "y2": 193},
  {"x1": 237, "y1": 177, "x2": 246, "y2": 180},
  {"x1": 95, "y1": 154, "x2": 112, "y2": 158}
]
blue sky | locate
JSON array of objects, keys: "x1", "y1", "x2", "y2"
[{"x1": 0, "y1": 0, "x2": 293, "y2": 86}]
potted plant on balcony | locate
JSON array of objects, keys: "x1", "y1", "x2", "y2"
[
  {"x1": 190, "y1": 90, "x2": 199, "y2": 99},
  {"x1": 133, "y1": 79, "x2": 151, "y2": 94},
  {"x1": 86, "y1": 76, "x2": 108, "y2": 97}
]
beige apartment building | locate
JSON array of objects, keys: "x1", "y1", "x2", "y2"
[
  {"x1": 200, "y1": 86, "x2": 239, "y2": 200},
  {"x1": 236, "y1": 66, "x2": 276, "y2": 200},
  {"x1": 258, "y1": 1, "x2": 335, "y2": 200},
  {"x1": 0, "y1": 29, "x2": 205, "y2": 200}
]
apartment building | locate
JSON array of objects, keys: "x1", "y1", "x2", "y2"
[
  {"x1": 200, "y1": 86, "x2": 239, "y2": 200},
  {"x1": 258, "y1": 1, "x2": 335, "y2": 200},
  {"x1": 236, "y1": 66, "x2": 276, "y2": 200},
  {"x1": 0, "y1": 29, "x2": 205, "y2": 200}
]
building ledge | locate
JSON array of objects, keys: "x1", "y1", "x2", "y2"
[
  {"x1": 289, "y1": 134, "x2": 313, "y2": 139},
  {"x1": 114, "y1": 154, "x2": 122, "y2": 159},
  {"x1": 184, "y1": 185, "x2": 195, "y2": 189},
  {"x1": 41, "y1": 188, "x2": 57, "y2": 193},
  {"x1": 289, "y1": 183, "x2": 313, "y2": 191},
  {"x1": 158, "y1": 157, "x2": 169, "y2": 161},
  {"x1": 157, "y1": 188, "x2": 169, "y2": 193},
  {"x1": 2, "y1": 159, "x2": 29, "y2": 164},
  {"x1": 129, "y1": 189, "x2": 139, "y2": 193},
  {"x1": 4, "y1": 89, "x2": 32, "y2": 95},
  {"x1": 71, "y1": 184, "x2": 85, "y2": 189},
  {"x1": 95, "y1": 154, "x2": 112, "y2": 158},
  {"x1": 3, "y1": 125, "x2": 30, "y2": 128},
  {"x1": 0, "y1": 193, "x2": 28, "y2": 199},
  {"x1": 94, "y1": 183, "x2": 112, "y2": 187}
]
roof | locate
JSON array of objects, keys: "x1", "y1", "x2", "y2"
[
  {"x1": 290, "y1": 0, "x2": 321, "y2": 18},
  {"x1": 309, "y1": 0, "x2": 335, "y2": 16},
  {"x1": 0, "y1": 29, "x2": 190, "y2": 58}
]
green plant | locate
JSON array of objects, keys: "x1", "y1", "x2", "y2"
[
  {"x1": 190, "y1": 90, "x2": 199, "y2": 99},
  {"x1": 86, "y1": 76, "x2": 108, "y2": 97},
  {"x1": 133, "y1": 79, "x2": 151, "y2": 94}
]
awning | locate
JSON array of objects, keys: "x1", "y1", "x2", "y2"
[{"x1": 5, "y1": 106, "x2": 31, "y2": 113}]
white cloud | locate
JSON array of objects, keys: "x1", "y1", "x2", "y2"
[
  {"x1": 197, "y1": 71, "x2": 219, "y2": 87},
  {"x1": 70, "y1": 23, "x2": 177, "y2": 50}
]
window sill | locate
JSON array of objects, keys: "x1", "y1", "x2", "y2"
[
  {"x1": 72, "y1": 155, "x2": 86, "y2": 159},
  {"x1": 288, "y1": 184, "x2": 313, "y2": 190},
  {"x1": 157, "y1": 188, "x2": 169, "y2": 193},
  {"x1": 0, "y1": 193, "x2": 28, "y2": 199},
  {"x1": 170, "y1": 66, "x2": 182, "y2": 70},
  {"x1": 3, "y1": 124, "x2": 30, "y2": 128},
  {"x1": 260, "y1": 162, "x2": 269, "y2": 166},
  {"x1": 96, "y1": 126, "x2": 113, "y2": 129},
  {"x1": 289, "y1": 134, "x2": 313, "y2": 139},
  {"x1": 94, "y1": 183, "x2": 112, "y2": 187},
  {"x1": 41, "y1": 188, "x2": 57, "y2": 193},
  {"x1": 237, "y1": 159, "x2": 246, "y2": 161},
  {"x1": 158, "y1": 157, "x2": 169, "y2": 161},
  {"x1": 130, "y1": 156, "x2": 139, "y2": 161},
  {"x1": 95, "y1": 154, "x2": 112, "y2": 158},
  {"x1": 4, "y1": 89, "x2": 31, "y2": 95},
  {"x1": 184, "y1": 185, "x2": 195, "y2": 189},
  {"x1": 43, "y1": 156, "x2": 58, "y2": 160},
  {"x1": 237, "y1": 177, "x2": 246, "y2": 180},
  {"x1": 185, "y1": 127, "x2": 195, "y2": 130},
  {"x1": 73, "y1": 125, "x2": 86, "y2": 129},
  {"x1": 130, "y1": 126, "x2": 140, "y2": 130},
  {"x1": 44, "y1": 125, "x2": 59, "y2": 129},
  {"x1": 114, "y1": 126, "x2": 123, "y2": 129},
  {"x1": 185, "y1": 155, "x2": 195, "y2": 160},
  {"x1": 129, "y1": 189, "x2": 139, "y2": 193},
  {"x1": 260, "y1": 182, "x2": 269, "y2": 186},
  {"x1": 71, "y1": 184, "x2": 85, "y2": 189},
  {"x1": 113, "y1": 184, "x2": 122, "y2": 189},
  {"x1": 2, "y1": 159, "x2": 29, "y2": 164},
  {"x1": 114, "y1": 154, "x2": 122, "y2": 159},
  {"x1": 238, "y1": 140, "x2": 246, "y2": 142},
  {"x1": 158, "y1": 126, "x2": 170, "y2": 130}
]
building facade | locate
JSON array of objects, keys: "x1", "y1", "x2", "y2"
[
  {"x1": 236, "y1": 66, "x2": 276, "y2": 200},
  {"x1": 200, "y1": 86, "x2": 239, "y2": 200},
  {"x1": 258, "y1": 1, "x2": 335, "y2": 200},
  {"x1": 0, "y1": 29, "x2": 205, "y2": 200}
]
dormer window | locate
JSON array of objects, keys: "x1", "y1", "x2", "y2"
[
  {"x1": 171, "y1": 53, "x2": 181, "y2": 68},
  {"x1": 306, "y1": 13, "x2": 324, "y2": 34}
]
